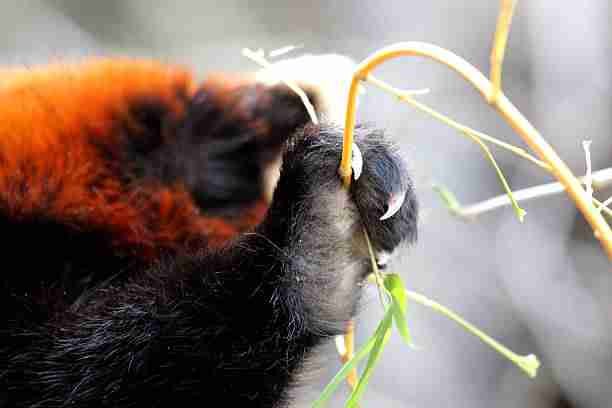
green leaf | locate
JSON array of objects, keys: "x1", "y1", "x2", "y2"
[
  {"x1": 383, "y1": 273, "x2": 414, "y2": 346},
  {"x1": 432, "y1": 184, "x2": 461, "y2": 214},
  {"x1": 454, "y1": 130, "x2": 526, "y2": 223},
  {"x1": 405, "y1": 290, "x2": 540, "y2": 378},
  {"x1": 312, "y1": 311, "x2": 389, "y2": 408},
  {"x1": 345, "y1": 309, "x2": 394, "y2": 408}
]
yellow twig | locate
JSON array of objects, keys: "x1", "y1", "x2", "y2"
[
  {"x1": 339, "y1": 41, "x2": 612, "y2": 259},
  {"x1": 489, "y1": 0, "x2": 517, "y2": 103},
  {"x1": 340, "y1": 321, "x2": 358, "y2": 390},
  {"x1": 583, "y1": 140, "x2": 594, "y2": 200}
]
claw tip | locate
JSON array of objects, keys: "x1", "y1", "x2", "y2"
[{"x1": 380, "y1": 191, "x2": 406, "y2": 220}]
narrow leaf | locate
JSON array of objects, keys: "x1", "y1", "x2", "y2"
[
  {"x1": 312, "y1": 309, "x2": 392, "y2": 408},
  {"x1": 346, "y1": 310, "x2": 394, "y2": 408},
  {"x1": 406, "y1": 290, "x2": 540, "y2": 378},
  {"x1": 432, "y1": 184, "x2": 461, "y2": 214},
  {"x1": 384, "y1": 273, "x2": 414, "y2": 346}
]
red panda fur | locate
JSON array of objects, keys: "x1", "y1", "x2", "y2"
[{"x1": 0, "y1": 59, "x2": 268, "y2": 261}]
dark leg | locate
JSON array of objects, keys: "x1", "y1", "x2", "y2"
[{"x1": 3, "y1": 123, "x2": 417, "y2": 408}]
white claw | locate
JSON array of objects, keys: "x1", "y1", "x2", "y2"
[
  {"x1": 380, "y1": 190, "x2": 406, "y2": 221},
  {"x1": 351, "y1": 143, "x2": 363, "y2": 180},
  {"x1": 335, "y1": 335, "x2": 347, "y2": 356}
]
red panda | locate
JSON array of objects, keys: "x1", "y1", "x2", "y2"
[{"x1": 0, "y1": 56, "x2": 417, "y2": 407}]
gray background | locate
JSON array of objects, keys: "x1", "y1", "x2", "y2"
[{"x1": 2, "y1": 1, "x2": 611, "y2": 407}]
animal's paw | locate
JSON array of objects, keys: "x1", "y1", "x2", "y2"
[
  {"x1": 270, "y1": 122, "x2": 418, "y2": 267},
  {"x1": 344, "y1": 126, "x2": 418, "y2": 261}
]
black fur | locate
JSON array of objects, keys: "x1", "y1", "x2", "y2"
[
  {"x1": 123, "y1": 85, "x2": 314, "y2": 214},
  {"x1": 1, "y1": 117, "x2": 417, "y2": 406}
]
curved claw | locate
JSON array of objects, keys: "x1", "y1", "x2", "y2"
[
  {"x1": 334, "y1": 335, "x2": 347, "y2": 356},
  {"x1": 351, "y1": 143, "x2": 363, "y2": 181},
  {"x1": 380, "y1": 190, "x2": 406, "y2": 221}
]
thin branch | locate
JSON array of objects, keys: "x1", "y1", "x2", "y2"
[
  {"x1": 406, "y1": 289, "x2": 539, "y2": 378},
  {"x1": 269, "y1": 44, "x2": 303, "y2": 58},
  {"x1": 448, "y1": 167, "x2": 612, "y2": 219},
  {"x1": 388, "y1": 90, "x2": 527, "y2": 220},
  {"x1": 489, "y1": 0, "x2": 517, "y2": 103},
  {"x1": 583, "y1": 140, "x2": 594, "y2": 199},
  {"x1": 366, "y1": 75, "x2": 551, "y2": 172},
  {"x1": 338, "y1": 321, "x2": 357, "y2": 389},
  {"x1": 339, "y1": 41, "x2": 612, "y2": 259},
  {"x1": 600, "y1": 195, "x2": 612, "y2": 213}
]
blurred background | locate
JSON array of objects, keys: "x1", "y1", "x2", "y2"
[{"x1": 1, "y1": 1, "x2": 611, "y2": 407}]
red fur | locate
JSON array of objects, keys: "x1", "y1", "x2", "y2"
[{"x1": 0, "y1": 58, "x2": 268, "y2": 260}]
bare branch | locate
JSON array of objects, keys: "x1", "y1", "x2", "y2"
[
  {"x1": 450, "y1": 167, "x2": 612, "y2": 219},
  {"x1": 489, "y1": 0, "x2": 517, "y2": 103},
  {"x1": 583, "y1": 140, "x2": 594, "y2": 199}
]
